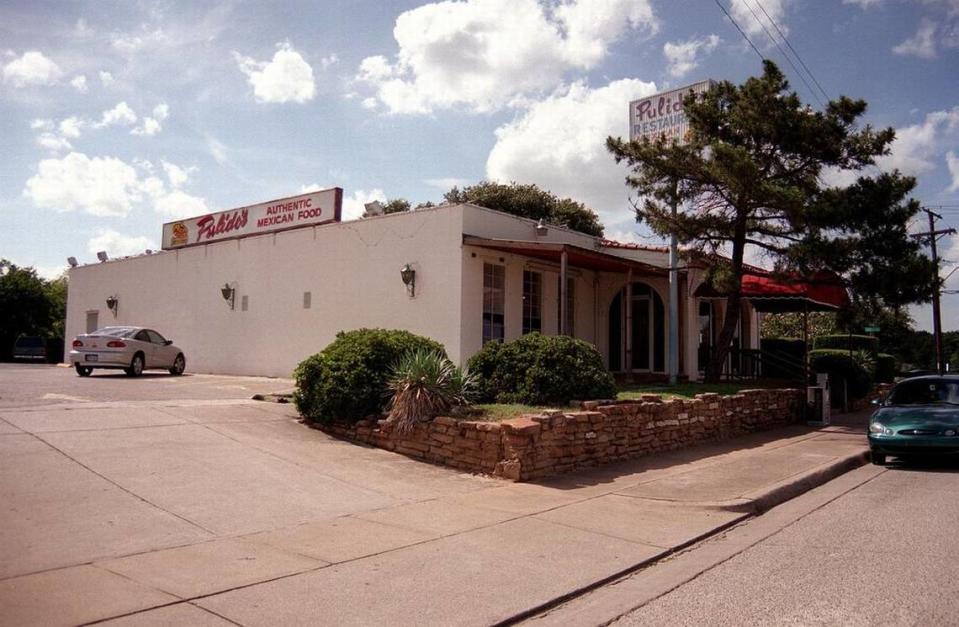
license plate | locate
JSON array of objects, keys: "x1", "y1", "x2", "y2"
[{"x1": 85, "y1": 354, "x2": 98, "y2": 362}]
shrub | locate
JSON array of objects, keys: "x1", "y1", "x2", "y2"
[
  {"x1": 809, "y1": 348, "x2": 874, "y2": 401},
  {"x1": 386, "y1": 349, "x2": 476, "y2": 433},
  {"x1": 812, "y1": 334, "x2": 879, "y2": 353},
  {"x1": 467, "y1": 333, "x2": 616, "y2": 405},
  {"x1": 874, "y1": 353, "x2": 899, "y2": 383},
  {"x1": 293, "y1": 328, "x2": 445, "y2": 423}
]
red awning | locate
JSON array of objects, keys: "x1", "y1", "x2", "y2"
[{"x1": 695, "y1": 270, "x2": 850, "y2": 312}]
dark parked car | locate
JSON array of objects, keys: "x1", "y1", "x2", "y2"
[
  {"x1": 12, "y1": 336, "x2": 47, "y2": 362},
  {"x1": 868, "y1": 375, "x2": 959, "y2": 465}
]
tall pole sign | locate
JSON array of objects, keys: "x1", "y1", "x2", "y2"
[{"x1": 629, "y1": 81, "x2": 713, "y2": 384}]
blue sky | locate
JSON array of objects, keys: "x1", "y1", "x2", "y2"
[{"x1": 1, "y1": 0, "x2": 957, "y2": 330}]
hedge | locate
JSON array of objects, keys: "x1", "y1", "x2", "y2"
[
  {"x1": 812, "y1": 334, "x2": 879, "y2": 353},
  {"x1": 808, "y1": 348, "x2": 874, "y2": 401},
  {"x1": 467, "y1": 333, "x2": 616, "y2": 405},
  {"x1": 294, "y1": 328, "x2": 445, "y2": 424}
]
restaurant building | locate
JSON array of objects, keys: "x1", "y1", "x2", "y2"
[{"x1": 65, "y1": 187, "x2": 767, "y2": 379}]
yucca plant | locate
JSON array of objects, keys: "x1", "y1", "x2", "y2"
[{"x1": 386, "y1": 349, "x2": 476, "y2": 433}]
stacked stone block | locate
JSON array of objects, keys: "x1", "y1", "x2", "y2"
[{"x1": 316, "y1": 389, "x2": 803, "y2": 482}]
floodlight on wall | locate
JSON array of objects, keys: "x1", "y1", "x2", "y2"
[
  {"x1": 535, "y1": 219, "x2": 548, "y2": 236},
  {"x1": 364, "y1": 201, "x2": 384, "y2": 217},
  {"x1": 221, "y1": 283, "x2": 236, "y2": 310},
  {"x1": 400, "y1": 263, "x2": 416, "y2": 297},
  {"x1": 96, "y1": 251, "x2": 109, "y2": 262},
  {"x1": 67, "y1": 256, "x2": 78, "y2": 268},
  {"x1": 105, "y1": 295, "x2": 119, "y2": 317}
]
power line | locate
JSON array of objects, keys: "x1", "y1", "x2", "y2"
[
  {"x1": 713, "y1": 0, "x2": 766, "y2": 63},
  {"x1": 740, "y1": 0, "x2": 824, "y2": 107},
  {"x1": 752, "y1": 0, "x2": 831, "y2": 103}
]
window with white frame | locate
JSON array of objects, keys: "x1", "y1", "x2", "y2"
[
  {"x1": 522, "y1": 270, "x2": 542, "y2": 334},
  {"x1": 483, "y1": 263, "x2": 505, "y2": 344}
]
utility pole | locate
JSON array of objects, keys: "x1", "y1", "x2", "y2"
[{"x1": 911, "y1": 208, "x2": 956, "y2": 375}]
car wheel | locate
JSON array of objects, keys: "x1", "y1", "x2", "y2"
[
  {"x1": 75, "y1": 364, "x2": 92, "y2": 377},
  {"x1": 169, "y1": 354, "x2": 185, "y2": 376},
  {"x1": 126, "y1": 353, "x2": 144, "y2": 377},
  {"x1": 871, "y1": 451, "x2": 887, "y2": 466}
]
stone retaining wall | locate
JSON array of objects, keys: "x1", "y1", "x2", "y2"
[{"x1": 315, "y1": 389, "x2": 804, "y2": 482}]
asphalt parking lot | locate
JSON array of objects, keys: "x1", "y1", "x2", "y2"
[{"x1": 0, "y1": 362, "x2": 294, "y2": 409}]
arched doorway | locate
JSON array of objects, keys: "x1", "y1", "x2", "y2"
[{"x1": 608, "y1": 282, "x2": 666, "y2": 373}]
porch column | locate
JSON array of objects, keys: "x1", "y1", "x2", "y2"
[{"x1": 625, "y1": 268, "x2": 633, "y2": 378}]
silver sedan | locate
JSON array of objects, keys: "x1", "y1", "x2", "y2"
[{"x1": 69, "y1": 326, "x2": 186, "y2": 377}]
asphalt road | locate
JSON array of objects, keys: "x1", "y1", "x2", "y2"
[
  {"x1": 615, "y1": 460, "x2": 959, "y2": 626},
  {"x1": 0, "y1": 362, "x2": 294, "y2": 408}
]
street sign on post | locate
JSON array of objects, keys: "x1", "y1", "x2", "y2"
[
  {"x1": 864, "y1": 326, "x2": 880, "y2": 333},
  {"x1": 629, "y1": 80, "x2": 714, "y2": 384}
]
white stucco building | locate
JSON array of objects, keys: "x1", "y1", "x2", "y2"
[{"x1": 65, "y1": 193, "x2": 762, "y2": 379}]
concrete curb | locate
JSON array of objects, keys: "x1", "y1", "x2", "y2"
[
  {"x1": 709, "y1": 450, "x2": 870, "y2": 514},
  {"x1": 504, "y1": 447, "x2": 870, "y2": 626}
]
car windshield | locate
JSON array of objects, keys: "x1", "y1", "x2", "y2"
[
  {"x1": 15, "y1": 336, "x2": 43, "y2": 347},
  {"x1": 92, "y1": 327, "x2": 137, "y2": 338},
  {"x1": 887, "y1": 380, "x2": 959, "y2": 405}
]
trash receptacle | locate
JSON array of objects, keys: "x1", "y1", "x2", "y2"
[{"x1": 806, "y1": 373, "x2": 831, "y2": 426}]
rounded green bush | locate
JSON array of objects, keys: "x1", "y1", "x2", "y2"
[
  {"x1": 294, "y1": 329, "x2": 445, "y2": 423},
  {"x1": 809, "y1": 348, "x2": 874, "y2": 400},
  {"x1": 812, "y1": 334, "x2": 879, "y2": 353},
  {"x1": 467, "y1": 333, "x2": 616, "y2": 405}
]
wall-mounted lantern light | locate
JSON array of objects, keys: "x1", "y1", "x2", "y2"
[
  {"x1": 221, "y1": 283, "x2": 236, "y2": 310},
  {"x1": 105, "y1": 295, "x2": 119, "y2": 317},
  {"x1": 400, "y1": 263, "x2": 416, "y2": 297}
]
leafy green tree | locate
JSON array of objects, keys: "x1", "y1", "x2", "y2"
[
  {"x1": 444, "y1": 181, "x2": 604, "y2": 236},
  {"x1": 361, "y1": 198, "x2": 412, "y2": 218},
  {"x1": 44, "y1": 274, "x2": 68, "y2": 339},
  {"x1": 761, "y1": 312, "x2": 839, "y2": 339},
  {"x1": 0, "y1": 260, "x2": 53, "y2": 360},
  {"x1": 607, "y1": 61, "x2": 933, "y2": 381}
]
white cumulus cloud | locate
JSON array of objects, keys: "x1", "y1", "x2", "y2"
[
  {"x1": 2, "y1": 50, "x2": 62, "y2": 87},
  {"x1": 132, "y1": 102, "x2": 170, "y2": 136},
  {"x1": 486, "y1": 78, "x2": 658, "y2": 224},
  {"x1": 882, "y1": 106, "x2": 959, "y2": 174},
  {"x1": 23, "y1": 152, "x2": 207, "y2": 219},
  {"x1": 300, "y1": 183, "x2": 383, "y2": 220},
  {"x1": 96, "y1": 101, "x2": 137, "y2": 128},
  {"x1": 87, "y1": 229, "x2": 157, "y2": 258},
  {"x1": 98, "y1": 70, "x2": 114, "y2": 86},
  {"x1": 946, "y1": 151, "x2": 959, "y2": 192},
  {"x1": 70, "y1": 75, "x2": 88, "y2": 92},
  {"x1": 729, "y1": 0, "x2": 790, "y2": 39},
  {"x1": 356, "y1": 0, "x2": 657, "y2": 114},
  {"x1": 59, "y1": 116, "x2": 83, "y2": 138},
  {"x1": 893, "y1": 18, "x2": 939, "y2": 58},
  {"x1": 663, "y1": 35, "x2": 720, "y2": 78},
  {"x1": 24, "y1": 152, "x2": 142, "y2": 217},
  {"x1": 150, "y1": 188, "x2": 208, "y2": 218},
  {"x1": 234, "y1": 42, "x2": 315, "y2": 104}
]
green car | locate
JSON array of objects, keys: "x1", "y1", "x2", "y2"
[{"x1": 868, "y1": 375, "x2": 959, "y2": 465}]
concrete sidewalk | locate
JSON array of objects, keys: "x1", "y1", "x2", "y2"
[{"x1": 0, "y1": 402, "x2": 869, "y2": 627}]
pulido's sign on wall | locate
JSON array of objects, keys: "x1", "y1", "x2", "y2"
[
  {"x1": 161, "y1": 187, "x2": 343, "y2": 250},
  {"x1": 629, "y1": 80, "x2": 714, "y2": 144}
]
